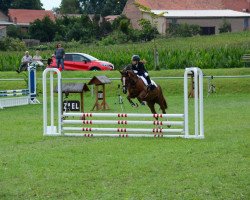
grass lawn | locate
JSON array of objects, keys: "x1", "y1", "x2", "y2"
[{"x1": 0, "y1": 69, "x2": 249, "y2": 199}]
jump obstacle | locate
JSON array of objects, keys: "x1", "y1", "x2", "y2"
[
  {"x1": 43, "y1": 67, "x2": 204, "y2": 139},
  {"x1": 0, "y1": 66, "x2": 39, "y2": 109}
]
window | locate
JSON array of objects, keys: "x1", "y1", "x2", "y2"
[
  {"x1": 65, "y1": 54, "x2": 73, "y2": 61},
  {"x1": 244, "y1": 18, "x2": 249, "y2": 30},
  {"x1": 200, "y1": 27, "x2": 215, "y2": 35},
  {"x1": 72, "y1": 54, "x2": 88, "y2": 62}
]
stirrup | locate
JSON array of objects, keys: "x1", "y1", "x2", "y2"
[{"x1": 147, "y1": 84, "x2": 156, "y2": 91}]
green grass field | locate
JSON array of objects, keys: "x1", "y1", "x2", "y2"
[{"x1": 0, "y1": 68, "x2": 250, "y2": 199}]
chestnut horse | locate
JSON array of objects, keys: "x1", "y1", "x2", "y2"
[{"x1": 120, "y1": 68, "x2": 168, "y2": 119}]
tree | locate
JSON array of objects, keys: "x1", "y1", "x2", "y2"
[
  {"x1": 0, "y1": 0, "x2": 43, "y2": 14},
  {"x1": 6, "y1": 25, "x2": 22, "y2": 38},
  {"x1": 79, "y1": 0, "x2": 127, "y2": 16},
  {"x1": 134, "y1": 2, "x2": 165, "y2": 70},
  {"x1": 219, "y1": 19, "x2": 232, "y2": 33},
  {"x1": 139, "y1": 19, "x2": 158, "y2": 41},
  {"x1": 0, "y1": 0, "x2": 13, "y2": 14},
  {"x1": 60, "y1": 0, "x2": 81, "y2": 14},
  {"x1": 29, "y1": 16, "x2": 56, "y2": 42},
  {"x1": 11, "y1": 0, "x2": 43, "y2": 10}
]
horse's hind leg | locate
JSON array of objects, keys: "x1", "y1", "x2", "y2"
[
  {"x1": 148, "y1": 102, "x2": 165, "y2": 136},
  {"x1": 158, "y1": 101, "x2": 171, "y2": 128},
  {"x1": 127, "y1": 96, "x2": 138, "y2": 107},
  {"x1": 148, "y1": 102, "x2": 158, "y2": 121}
]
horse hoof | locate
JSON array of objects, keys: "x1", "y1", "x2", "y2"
[{"x1": 131, "y1": 103, "x2": 138, "y2": 107}]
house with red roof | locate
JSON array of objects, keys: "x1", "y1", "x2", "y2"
[
  {"x1": 123, "y1": 0, "x2": 250, "y2": 34},
  {"x1": 8, "y1": 9, "x2": 55, "y2": 31}
]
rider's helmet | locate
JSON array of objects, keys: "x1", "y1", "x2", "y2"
[{"x1": 132, "y1": 55, "x2": 140, "y2": 62}]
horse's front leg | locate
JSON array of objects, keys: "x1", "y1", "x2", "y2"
[{"x1": 127, "y1": 96, "x2": 138, "y2": 107}]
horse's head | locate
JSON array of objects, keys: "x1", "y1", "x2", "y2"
[
  {"x1": 120, "y1": 69, "x2": 129, "y2": 94},
  {"x1": 120, "y1": 67, "x2": 138, "y2": 94}
]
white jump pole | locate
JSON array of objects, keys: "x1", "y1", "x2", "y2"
[{"x1": 63, "y1": 112, "x2": 184, "y2": 118}]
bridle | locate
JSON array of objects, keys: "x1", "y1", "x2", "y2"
[{"x1": 122, "y1": 70, "x2": 138, "y2": 94}]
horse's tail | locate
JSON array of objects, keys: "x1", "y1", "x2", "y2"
[{"x1": 159, "y1": 85, "x2": 168, "y2": 110}]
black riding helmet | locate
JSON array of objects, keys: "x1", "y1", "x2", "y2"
[{"x1": 132, "y1": 55, "x2": 140, "y2": 62}]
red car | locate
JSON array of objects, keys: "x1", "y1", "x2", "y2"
[{"x1": 51, "y1": 53, "x2": 114, "y2": 71}]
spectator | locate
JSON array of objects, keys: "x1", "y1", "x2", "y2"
[
  {"x1": 33, "y1": 50, "x2": 42, "y2": 62},
  {"x1": 54, "y1": 43, "x2": 65, "y2": 70},
  {"x1": 47, "y1": 54, "x2": 54, "y2": 67},
  {"x1": 16, "y1": 51, "x2": 32, "y2": 73},
  {"x1": 32, "y1": 50, "x2": 44, "y2": 69}
]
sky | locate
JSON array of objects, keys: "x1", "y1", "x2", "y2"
[{"x1": 41, "y1": 0, "x2": 62, "y2": 10}]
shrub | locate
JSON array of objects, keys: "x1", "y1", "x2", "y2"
[
  {"x1": 168, "y1": 23, "x2": 201, "y2": 37},
  {"x1": 138, "y1": 19, "x2": 158, "y2": 41},
  {"x1": 219, "y1": 19, "x2": 232, "y2": 33},
  {"x1": 0, "y1": 37, "x2": 26, "y2": 51}
]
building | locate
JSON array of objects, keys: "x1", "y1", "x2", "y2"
[
  {"x1": 104, "y1": 15, "x2": 120, "y2": 23},
  {"x1": 0, "y1": 26, "x2": 7, "y2": 38},
  {"x1": 0, "y1": 11, "x2": 13, "y2": 27},
  {"x1": 123, "y1": 0, "x2": 250, "y2": 34},
  {"x1": 8, "y1": 9, "x2": 55, "y2": 31}
]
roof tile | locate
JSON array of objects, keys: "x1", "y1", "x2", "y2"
[{"x1": 8, "y1": 9, "x2": 55, "y2": 24}]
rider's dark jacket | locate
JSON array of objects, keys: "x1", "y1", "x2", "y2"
[{"x1": 131, "y1": 62, "x2": 147, "y2": 76}]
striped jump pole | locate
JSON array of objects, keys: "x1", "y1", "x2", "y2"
[
  {"x1": 0, "y1": 89, "x2": 29, "y2": 94},
  {"x1": 0, "y1": 65, "x2": 39, "y2": 109},
  {"x1": 0, "y1": 92, "x2": 29, "y2": 97},
  {"x1": 63, "y1": 112, "x2": 184, "y2": 118},
  {"x1": 63, "y1": 119, "x2": 184, "y2": 126},
  {"x1": 43, "y1": 67, "x2": 204, "y2": 139}
]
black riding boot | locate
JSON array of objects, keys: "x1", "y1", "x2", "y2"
[{"x1": 145, "y1": 76, "x2": 156, "y2": 90}]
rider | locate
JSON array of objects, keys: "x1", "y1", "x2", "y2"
[{"x1": 131, "y1": 55, "x2": 156, "y2": 90}]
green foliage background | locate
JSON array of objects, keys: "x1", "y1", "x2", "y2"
[{"x1": 1, "y1": 31, "x2": 250, "y2": 71}]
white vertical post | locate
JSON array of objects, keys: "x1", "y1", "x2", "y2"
[
  {"x1": 184, "y1": 67, "x2": 204, "y2": 139},
  {"x1": 57, "y1": 71, "x2": 62, "y2": 135},
  {"x1": 50, "y1": 71, "x2": 54, "y2": 130},
  {"x1": 184, "y1": 69, "x2": 189, "y2": 138},
  {"x1": 193, "y1": 68, "x2": 199, "y2": 137},
  {"x1": 198, "y1": 68, "x2": 204, "y2": 138},
  {"x1": 42, "y1": 69, "x2": 47, "y2": 135}
]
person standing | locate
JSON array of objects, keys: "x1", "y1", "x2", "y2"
[
  {"x1": 54, "y1": 43, "x2": 65, "y2": 70},
  {"x1": 16, "y1": 51, "x2": 33, "y2": 73}
]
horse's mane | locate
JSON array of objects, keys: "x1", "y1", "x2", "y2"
[{"x1": 123, "y1": 64, "x2": 132, "y2": 71}]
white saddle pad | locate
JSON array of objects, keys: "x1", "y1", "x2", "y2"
[{"x1": 138, "y1": 75, "x2": 157, "y2": 87}]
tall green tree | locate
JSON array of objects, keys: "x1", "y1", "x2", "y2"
[
  {"x1": 60, "y1": 0, "x2": 81, "y2": 14},
  {"x1": 11, "y1": 0, "x2": 43, "y2": 10},
  {"x1": 0, "y1": 0, "x2": 13, "y2": 14},
  {"x1": 29, "y1": 16, "x2": 56, "y2": 42},
  {"x1": 79, "y1": 0, "x2": 127, "y2": 16},
  {"x1": 0, "y1": 0, "x2": 43, "y2": 14}
]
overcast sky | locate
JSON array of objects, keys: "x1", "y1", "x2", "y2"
[{"x1": 41, "y1": 0, "x2": 62, "y2": 10}]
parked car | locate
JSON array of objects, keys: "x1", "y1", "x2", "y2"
[{"x1": 50, "y1": 53, "x2": 114, "y2": 71}]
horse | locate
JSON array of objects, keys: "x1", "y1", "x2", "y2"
[{"x1": 120, "y1": 68, "x2": 168, "y2": 120}]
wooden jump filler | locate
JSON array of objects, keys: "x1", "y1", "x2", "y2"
[
  {"x1": 60, "y1": 83, "x2": 90, "y2": 112},
  {"x1": 88, "y1": 76, "x2": 111, "y2": 111}
]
